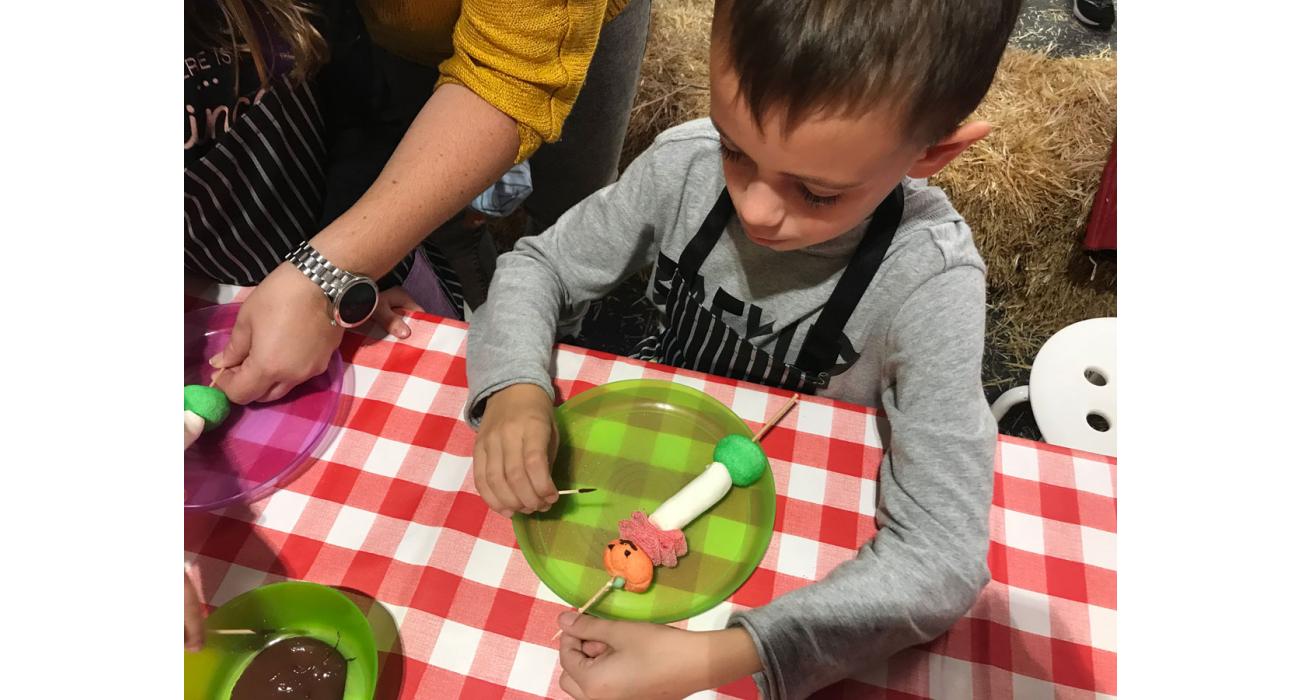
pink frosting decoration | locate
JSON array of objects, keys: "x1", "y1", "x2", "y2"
[{"x1": 618, "y1": 511, "x2": 688, "y2": 567}]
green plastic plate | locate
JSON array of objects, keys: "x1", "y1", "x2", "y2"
[
  {"x1": 513, "y1": 379, "x2": 777, "y2": 623},
  {"x1": 183, "y1": 581, "x2": 378, "y2": 700}
]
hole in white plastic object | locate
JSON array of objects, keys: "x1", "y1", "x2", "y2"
[
  {"x1": 1086, "y1": 412, "x2": 1111, "y2": 432},
  {"x1": 1084, "y1": 367, "x2": 1108, "y2": 386}
]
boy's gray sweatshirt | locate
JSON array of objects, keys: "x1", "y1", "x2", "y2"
[{"x1": 466, "y1": 119, "x2": 995, "y2": 698}]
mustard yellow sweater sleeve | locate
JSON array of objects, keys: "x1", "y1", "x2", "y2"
[{"x1": 436, "y1": 1, "x2": 626, "y2": 164}]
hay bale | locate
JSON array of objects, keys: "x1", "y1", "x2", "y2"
[
  {"x1": 620, "y1": 0, "x2": 714, "y2": 167},
  {"x1": 931, "y1": 50, "x2": 1117, "y2": 390},
  {"x1": 627, "y1": 2, "x2": 1117, "y2": 391}
]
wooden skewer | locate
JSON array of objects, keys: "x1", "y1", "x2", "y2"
[
  {"x1": 752, "y1": 393, "x2": 800, "y2": 443},
  {"x1": 555, "y1": 488, "x2": 597, "y2": 496},
  {"x1": 551, "y1": 577, "x2": 616, "y2": 640},
  {"x1": 574, "y1": 578, "x2": 616, "y2": 615},
  {"x1": 208, "y1": 366, "x2": 225, "y2": 388}
]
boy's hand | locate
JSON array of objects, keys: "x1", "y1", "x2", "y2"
[
  {"x1": 371, "y1": 287, "x2": 426, "y2": 339},
  {"x1": 556, "y1": 613, "x2": 761, "y2": 699},
  {"x1": 474, "y1": 384, "x2": 559, "y2": 516},
  {"x1": 184, "y1": 569, "x2": 204, "y2": 653}
]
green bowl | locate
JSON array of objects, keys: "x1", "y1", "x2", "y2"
[{"x1": 184, "y1": 581, "x2": 378, "y2": 700}]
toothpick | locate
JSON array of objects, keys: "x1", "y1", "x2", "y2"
[
  {"x1": 555, "y1": 488, "x2": 597, "y2": 496},
  {"x1": 208, "y1": 367, "x2": 225, "y2": 388},
  {"x1": 574, "y1": 578, "x2": 616, "y2": 616},
  {"x1": 752, "y1": 393, "x2": 800, "y2": 443},
  {"x1": 551, "y1": 577, "x2": 616, "y2": 640},
  {"x1": 210, "y1": 628, "x2": 257, "y2": 635}
]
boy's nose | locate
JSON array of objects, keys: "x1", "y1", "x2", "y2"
[{"x1": 736, "y1": 180, "x2": 785, "y2": 230}]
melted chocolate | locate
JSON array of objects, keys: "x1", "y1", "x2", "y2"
[{"x1": 230, "y1": 636, "x2": 347, "y2": 700}]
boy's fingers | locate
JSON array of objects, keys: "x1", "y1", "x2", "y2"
[
  {"x1": 548, "y1": 420, "x2": 560, "y2": 464},
  {"x1": 502, "y1": 431, "x2": 544, "y2": 513},
  {"x1": 558, "y1": 672, "x2": 590, "y2": 700},
  {"x1": 472, "y1": 441, "x2": 500, "y2": 512},
  {"x1": 558, "y1": 630, "x2": 598, "y2": 679},
  {"x1": 521, "y1": 423, "x2": 557, "y2": 510},
  {"x1": 486, "y1": 437, "x2": 525, "y2": 515},
  {"x1": 580, "y1": 640, "x2": 609, "y2": 657},
  {"x1": 558, "y1": 611, "x2": 623, "y2": 645},
  {"x1": 477, "y1": 439, "x2": 512, "y2": 515}
]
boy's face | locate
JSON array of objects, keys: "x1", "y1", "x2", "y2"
[{"x1": 708, "y1": 47, "x2": 979, "y2": 252}]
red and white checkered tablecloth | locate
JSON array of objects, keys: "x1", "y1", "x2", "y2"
[{"x1": 184, "y1": 288, "x2": 1117, "y2": 700}]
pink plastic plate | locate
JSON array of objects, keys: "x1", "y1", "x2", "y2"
[{"x1": 183, "y1": 304, "x2": 343, "y2": 511}]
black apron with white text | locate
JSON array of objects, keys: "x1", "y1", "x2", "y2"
[{"x1": 633, "y1": 185, "x2": 903, "y2": 394}]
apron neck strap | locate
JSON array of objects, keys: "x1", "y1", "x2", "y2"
[
  {"x1": 677, "y1": 188, "x2": 736, "y2": 279},
  {"x1": 794, "y1": 184, "x2": 905, "y2": 372}
]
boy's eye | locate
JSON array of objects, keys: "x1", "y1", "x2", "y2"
[
  {"x1": 718, "y1": 142, "x2": 744, "y2": 163},
  {"x1": 800, "y1": 186, "x2": 840, "y2": 208}
]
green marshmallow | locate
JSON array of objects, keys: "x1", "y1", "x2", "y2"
[
  {"x1": 184, "y1": 384, "x2": 230, "y2": 430},
  {"x1": 712, "y1": 434, "x2": 769, "y2": 487}
]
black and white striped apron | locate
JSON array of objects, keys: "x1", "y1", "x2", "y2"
[
  {"x1": 183, "y1": 71, "x2": 442, "y2": 299},
  {"x1": 634, "y1": 185, "x2": 903, "y2": 394}
]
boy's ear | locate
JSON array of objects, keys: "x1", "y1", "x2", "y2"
[{"x1": 906, "y1": 121, "x2": 991, "y2": 179}]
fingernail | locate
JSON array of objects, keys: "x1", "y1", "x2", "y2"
[
  {"x1": 208, "y1": 354, "x2": 222, "y2": 368},
  {"x1": 559, "y1": 612, "x2": 577, "y2": 627},
  {"x1": 398, "y1": 328, "x2": 410, "y2": 338}
]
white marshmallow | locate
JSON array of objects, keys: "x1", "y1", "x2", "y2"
[
  {"x1": 649, "y1": 461, "x2": 733, "y2": 531},
  {"x1": 184, "y1": 410, "x2": 205, "y2": 449}
]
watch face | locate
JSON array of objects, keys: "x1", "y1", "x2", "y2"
[{"x1": 336, "y1": 280, "x2": 378, "y2": 327}]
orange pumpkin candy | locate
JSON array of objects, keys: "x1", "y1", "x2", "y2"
[{"x1": 603, "y1": 538, "x2": 654, "y2": 593}]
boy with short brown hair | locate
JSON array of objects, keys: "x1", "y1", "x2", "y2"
[{"x1": 467, "y1": 0, "x2": 1022, "y2": 696}]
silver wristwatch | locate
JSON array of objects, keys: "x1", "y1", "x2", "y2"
[{"x1": 286, "y1": 241, "x2": 380, "y2": 328}]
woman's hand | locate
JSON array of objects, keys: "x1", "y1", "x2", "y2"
[
  {"x1": 473, "y1": 384, "x2": 559, "y2": 517},
  {"x1": 211, "y1": 262, "x2": 344, "y2": 405},
  {"x1": 555, "y1": 612, "x2": 762, "y2": 700}
]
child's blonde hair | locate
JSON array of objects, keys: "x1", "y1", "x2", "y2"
[{"x1": 186, "y1": 0, "x2": 328, "y2": 89}]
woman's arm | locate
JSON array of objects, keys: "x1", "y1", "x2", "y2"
[
  {"x1": 310, "y1": 82, "x2": 517, "y2": 276},
  {"x1": 216, "y1": 83, "x2": 517, "y2": 404},
  {"x1": 217, "y1": 0, "x2": 615, "y2": 403},
  {"x1": 315, "y1": 0, "x2": 620, "y2": 272}
]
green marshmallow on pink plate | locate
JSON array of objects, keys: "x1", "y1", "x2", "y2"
[{"x1": 184, "y1": 384, "x2": 230, "y2": 430}]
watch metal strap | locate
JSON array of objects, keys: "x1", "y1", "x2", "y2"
[{"x1": 288, "y1": 241, "x2": 354, "y2": 301}]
